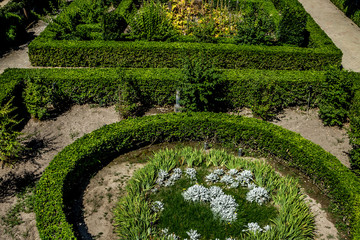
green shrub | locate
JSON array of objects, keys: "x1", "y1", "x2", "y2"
[
  {"x1": 127, "y1": 0, "x2": 175, "y2": 41},
  {"x1": 318, "y1": 67, "x2": 354, "y2": 126},
  {"x1": 180, "y1": 56, "x2": 228, "y2": 112},
  {"x1": 23, "y1": 76, "x2": 66, "y2": 120},
  {"x1": 34, "y1": 112, "x2": 360, "y2": 239},
  {"x1": 270, "y1": 0, "x2": 308, "y2": 47},
  {"x1": 235, "y1": 3, "x2": 277, "y2": 46},
  {"x1": 0, "y1": 98, "x2": 24, "y2": 166}
]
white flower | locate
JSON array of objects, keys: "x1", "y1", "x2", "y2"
[
  {"x1": 236, "y1": 170, "x2": 253, "y2": 186},
  {"x1": 156, "y1": 169, "x2": 169, "y2": 186},
  {"x1": 182, "y1": 185, "x2": 210, "y2": 202},
  {"x1": 263, "y1": 225, "x2": 271, "y2": 232},
  {"x1": 210, "y1": 194, "x2": 238, "y2": 222},
  {"x1": 213, "y1": 169, "x2": 225, "y2": 176},
  {"x1": 228, "y1": 169, "x2": 238, "y2": 176},
  {"x1": 186, "y1": 229, "x2": 201, "y2": 240},
  {"x1": 164, "y1": 168, "x2": 182, "y2": 186},
  {"x1": 205, "y1": 173, "x2": 220, "y2": 183},
  {"x1": 185, "y1": 168, "x2": 197, "y2": 180},
  {"x1": 243, "y1": 222, "x2": 262, "y2": 233},
  {"x1": 151, "y1": 201, "x2": 164, "y2": 212},
  {"x1": 220, "y1": 175, "x2": 234, "y2": 185},
  {"x1": 229, "y1": 181, "x2": 239, "y2": 188},
  {"x1": 208, "y1": 186, "x2": 224, "y2": 199},
  {"x1": 247, "y1": 183, "x2": 257, "y2": 190},
  {"x1": 246, "y1": 187, "x2": 270, "y2": 205}
]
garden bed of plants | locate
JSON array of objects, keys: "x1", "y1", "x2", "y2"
[
  {"x1": 33, "y1": 112, "x2": 360, "y2": 239},
  {"x1": 28, "y1": 0, "x2": 342, "y2": 69},
  {"x1": 114, "y1": 147, "x2": 315, "y2": 239}
]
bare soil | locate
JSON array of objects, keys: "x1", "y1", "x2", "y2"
[{"x1": 0, "y1": 105, "x2": 349, "y2": 240}]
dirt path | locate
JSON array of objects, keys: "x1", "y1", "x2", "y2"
[
  {"x1": 0, "y1": 20, "x2": 47, "y2": 74},
  {"x1": 298, "y1": 0, "x2": 360, "y2": 72}
]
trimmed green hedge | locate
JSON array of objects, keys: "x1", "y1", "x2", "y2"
[
  {"x1": 28, "y1": 0, "x2": 342, "y2": 69},
  {"x1": 0, "y1": 67, "x2": 326, "y2": 120},
  {"x1": 34, "y1": 112, "x2": 360, "y2": 239},
  {"x1": 28, "y1": 29, "x2": 342, "y2": 69},
  {"x1": 330, "y1": 0, "x2": 360, "y2": 27}
]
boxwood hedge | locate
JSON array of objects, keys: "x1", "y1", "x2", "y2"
[
  {"x1": 34, "y1": 112, "x2": 360, "y2": 239},
  {"x1": 0, "y1": 67, "x2": 326, "y2": 120}
]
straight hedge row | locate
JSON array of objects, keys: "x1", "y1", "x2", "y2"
[
  {"x1": 0, "y1": 67, "x2": 326, "y2": 119},
  {"x1": 34, "y1": 112, "x2": 360, "y2": 239},
  {"x1": 329, "y1": 0, "x2": 360, "y2": 27}
]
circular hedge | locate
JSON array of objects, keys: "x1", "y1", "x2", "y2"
[{"x1": 34, "y1": 112, "x2": 360, "y2": 239}]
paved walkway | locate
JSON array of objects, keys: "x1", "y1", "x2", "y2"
[{"x1": 299, "y1": 0, "x2": 360, "y2": 72}]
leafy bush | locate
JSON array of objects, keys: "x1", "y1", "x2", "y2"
[
  {"x1": 127, "y1": 0, "x2": 175, "y2": 41},
  {"x1": 318, "y1": 67, "x2": 354, "y2": 126},
  {"x1": 0, "y1": 98, "x2": 24, "y2": 166},
  {"x1": 23, "y1": 76, "x2": 66, "y2": 120},
  {"x1": 180, "y1": 56, "x2": 228, "y2": 112},
  {"x1": 235, "y1": 3, "x2": 277, "y2": 46},
  {"x1": 33, "y1": 113, "x2": 360, "y2": 239}
]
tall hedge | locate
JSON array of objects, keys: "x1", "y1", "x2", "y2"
[{"x1": 34, "y1": 112, "x2": 360, "y2": 239}]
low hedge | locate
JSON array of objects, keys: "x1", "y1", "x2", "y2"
[
  {"x1": 0, "y1": 68, "x2": 326, "y2": 120},
  {"x1": 28, "y1": 31, "x2": 342, "y2": 70},
  {"x1": 34, "y1": 112, "x2": 360, "y2": 239},
  {"x1": 330, "y1": 0, "x2": 360, "y2": 27}
]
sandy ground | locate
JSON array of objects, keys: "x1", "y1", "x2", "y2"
[
  {"x1": 298, "y1": 0, "x2": 360, "y2": 72},
  {"x1": 0, "y1": 105, "x2": 349, "y2": 240},
  {"x1": 0, "y1": 0, "x2": 11, "y2": 8}
]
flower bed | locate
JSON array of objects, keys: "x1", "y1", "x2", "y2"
[{"x1": 114, "y1": 147, "x2": 315, "y2": 239}]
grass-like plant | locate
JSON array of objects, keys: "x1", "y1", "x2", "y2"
[{"x1": 113, "y1": 147, "x2": 315, "y2": 239}]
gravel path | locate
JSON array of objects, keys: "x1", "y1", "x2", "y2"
[{"x1": 299, "y1": 0, "x2": 360, "y2": 72}]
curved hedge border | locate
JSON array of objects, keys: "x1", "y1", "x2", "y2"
[{"x1": 34, "y1": 112, "x2": 360, "y2": 239}]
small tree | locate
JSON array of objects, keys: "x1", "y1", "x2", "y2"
[
  {"x1": 180, "y1": 56, "x2": 228, "y2": 112},
  {"x1": 0, "y1": 98, "x2": 24, "y2": 166}
]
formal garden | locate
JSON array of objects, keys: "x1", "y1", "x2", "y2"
[{"x1": 1, "y1": 0, "x2": 360, "y2": 239}]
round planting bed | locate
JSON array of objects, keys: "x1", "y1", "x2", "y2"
[{"x1": 34, "y1": 112, "x2": 360, "y2": 239}]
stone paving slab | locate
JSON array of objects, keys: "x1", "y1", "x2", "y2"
[{"x1": 299, "y1": 0, "x2": 360, "y2": 72}]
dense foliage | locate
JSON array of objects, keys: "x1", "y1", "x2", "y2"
[
  {"x1": 318, "y1": 67, "x2": 354, "y2": 126},
  {"x1": 0, "y1": 98, "x2": 24, "y2": 166},
  {"x1": 0, "y1": 0, "x2": 61, "y2": 50},
  {"x1": 33, "y1": 112, "x2": 360, "y2": 239}
]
